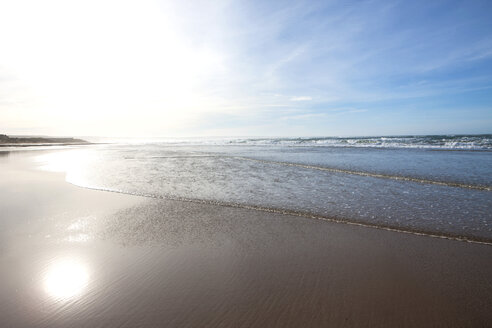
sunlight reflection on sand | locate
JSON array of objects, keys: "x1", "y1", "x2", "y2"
[{"x1": 43, "y1": 258, "x2": 90, "y2": 300}]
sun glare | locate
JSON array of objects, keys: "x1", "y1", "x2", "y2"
[
  {"x1": 0, "y1": 0, "x2": 225, "y2": 135},
  {"x1": 35, "y1": 150, "x2": 85, "y2": 173},
  {"x1": 43, "y1": 258, "x2": 90, "y2": 300}
]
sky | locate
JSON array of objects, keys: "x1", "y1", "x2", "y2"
[{"x1": 0, "y1": 0, "x2": 491, "y2": 137}]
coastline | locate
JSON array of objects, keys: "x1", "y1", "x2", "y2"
[
  {"x1": 1, "y1": 149, "x2": 491, "y2": 327},
  {"x1": 0, "y1": 142, "x2": 92, "y2": 147}
]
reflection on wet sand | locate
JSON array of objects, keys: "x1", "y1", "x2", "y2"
[{"x1": 43, "y1": 258, "x2": 90, "y2": 300}]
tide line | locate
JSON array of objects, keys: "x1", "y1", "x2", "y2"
[
  {"x1": 68, "y1": 181, "x2": 492, "y2": 246},
  {"x1": 233, "y1": 157, "x2": 491, "y2": 191}
]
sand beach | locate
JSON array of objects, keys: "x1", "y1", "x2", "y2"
[{"x1": 0, "y1": 148, "x2": 491, "y2": 327}]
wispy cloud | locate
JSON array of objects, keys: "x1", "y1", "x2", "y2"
[{"x1": 290, "y1": 96, "x2": 312, "y2": 101}]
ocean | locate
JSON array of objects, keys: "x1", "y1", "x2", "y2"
[{"x1": 36, "y1": 134, "x2": 492, "y2": 243}]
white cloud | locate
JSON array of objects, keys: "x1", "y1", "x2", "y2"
[{"x1": 290, "y1": 96, "x2": 312, "y2": 101}]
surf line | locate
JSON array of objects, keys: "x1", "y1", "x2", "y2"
[
  {"x1": 232, "y1": 156, "x2": 491, "y2": 191},
  {"x1": 69, "y1": 182, "x2": 492, "y2": 246}
]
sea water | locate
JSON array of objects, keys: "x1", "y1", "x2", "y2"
[{"x1": 37, "y1": 135, "x2": 492, "y2": 243}]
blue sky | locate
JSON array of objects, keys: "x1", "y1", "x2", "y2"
[{"x1": 0, "y1": 0, "x2": 491, "y2": 136}]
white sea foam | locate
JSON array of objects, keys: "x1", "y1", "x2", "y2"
[{"x1": 87, "y1": 135, "x2": 492, "y2": 150}]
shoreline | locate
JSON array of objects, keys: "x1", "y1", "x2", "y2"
[
  {"x1": 1, "y1": 149, "x2": 491, "y2": 327},
  {"x1": 0, "y1": 142, "x2": 94, "y2": 148},
  {"x1": 72, "y1": 182, "x2": 492, "y2": 246}
]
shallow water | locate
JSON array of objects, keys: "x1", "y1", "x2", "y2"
[{"x1": 32, "y1": 137, "x2": 492, "y2": 242}]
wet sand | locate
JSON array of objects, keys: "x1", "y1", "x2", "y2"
[{"x1": 1, "y1": 150, "x2": 491, "y2": 327}]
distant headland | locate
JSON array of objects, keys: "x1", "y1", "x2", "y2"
[{"x1": 0, "y1": 134, "x2": 89, "y2": 147}]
